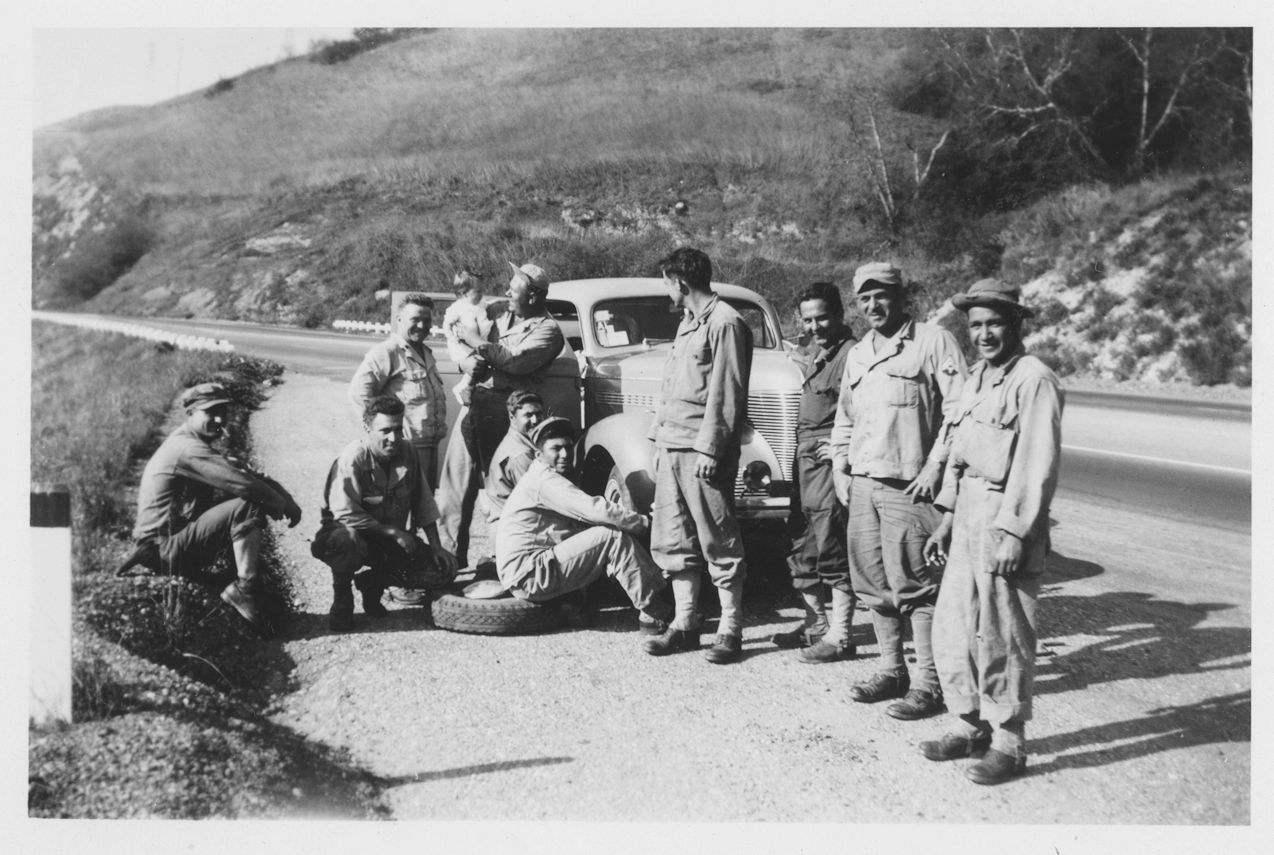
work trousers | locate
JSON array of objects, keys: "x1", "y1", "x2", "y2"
[
  {"x1": 311, "y1": 523, "x2": 454, "y2": 592},
  {"x1": 650, "y1": 448, "x2": 746, "y2": 589},
  {"x1": 436, "y1": 416, "x2": 484, "y2": 565},
  {"x1": 846, "y1": 475, "x2": 941, "y2": 613},
  {"x1": 933, "y1": 477, "x2": 1044, "y2": 726},
  {"x1": 512, "y1": 527, "x2": 667, "y2": 609},
  {"x1": 155, "y1": 498, "x2": 265, "y2": 580},
  {"x1": 786, "y1": 443, "x2": 851, "y2": 592}
]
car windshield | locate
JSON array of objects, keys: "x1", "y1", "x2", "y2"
[{"x1": 590, "y1": 297, "x2": 775, "y2": 350}]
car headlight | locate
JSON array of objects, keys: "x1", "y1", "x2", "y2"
[{"x1": 743, "y1": 460, "x2": 772, "y2": 493}]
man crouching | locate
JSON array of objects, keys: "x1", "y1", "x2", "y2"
[
  {"x1": 312, "y1": 395, "x2": 458, "y2": 631},
  {"x1": 495, "y1": 417, "x2": 672, "y2": 631}
]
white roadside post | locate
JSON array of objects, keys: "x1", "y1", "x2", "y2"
[{"x1": 30, "y1": 483, "x2": 72, "y2": 726}]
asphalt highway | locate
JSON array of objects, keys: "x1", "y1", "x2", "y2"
[{"x1": 98, "y1": 314, "x2": 1252, "y2": 535}]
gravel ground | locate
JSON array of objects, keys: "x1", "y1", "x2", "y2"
[{"x1": 251, "y1": 370, "x2": 1253, "y2": 831}]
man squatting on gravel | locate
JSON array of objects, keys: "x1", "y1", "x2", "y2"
[{"x1": 310, "y1": 395, "x2": 459, "y2": 631}]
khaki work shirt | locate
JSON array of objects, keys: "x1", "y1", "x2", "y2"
[
  {"x1": 935, "y1": 351, "x2": 1064, "y2": 541},
  {"x1": 349, "y1": 335, "x2": 448, "y2": 447},
  {"x1": 648, "y1": 295, "x2": 753, "y2": 459},
  {"x1": 495, "y1": 459, "x2": 647, "y2": 590},
  {"x1": 485, "y1": 426, "x2": 538, "y2": 521},
  {"x1": 796, "y1": 333, "x2": 853, "y2": 448},
  {"x1": 830, "y1": 318, "x2": 967, "y2": 481},
  {"x1": 328, "y1": 437, "x2": 441, "y2": 532},
  {"x1": 134, "y1": 424, "x2": 291, "y2": 542},
  {"x1": 481, "y1": 311, "x2": 570, "y2": 394}
]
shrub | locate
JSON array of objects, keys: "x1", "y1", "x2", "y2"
[
  {"x1": 206, "y1": 78, "x2": 235, "y2": 98},
  {"x1": 46, "y1": 212, "x2": 156, "y2": 305}
]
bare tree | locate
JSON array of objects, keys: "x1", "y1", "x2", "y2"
[
  {"x1": 845, "y1": 96, "x2": 951, "y2": 235},
  {"x1": 1117, "y1": 28, "x2": 1213, "y2": 175}
]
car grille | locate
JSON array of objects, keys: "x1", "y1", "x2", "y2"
[{"x1": 597, "y1": 390, "x2": 799, "y2": 498}]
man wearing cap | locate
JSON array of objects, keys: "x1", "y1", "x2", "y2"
[
  {"x1": 771, "y1": 282, "x2": 859, "y2": 662},
  {"x1": 350, "y1": 293, "x2": 449, "y2": 488},
  {"x1": 440, "y1": 261, "x2": 570, "y2": 566},
  {"x1": 495, "y1": 417, "x2": 671, "y2": 628},
  {"x1": 311, "y1": 395, "x2": 458, "y2": 631},
  {"x1": 919, "y1": 279, "x2": 1063, "y2": 785},
  {"x1": 127, "y1": 382, "x2": 303, "y2": 629},
  {"x1": 829, "y1": 261, "x2": 967, "y2": 719},
  {"x1": 485, "y1": 390, "x2": 545, "y2": 524},
  {"x1": 642, "y1": 247, "x2": 753, "y2": 665}
]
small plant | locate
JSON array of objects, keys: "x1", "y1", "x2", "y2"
[{"x1": 206, "y1": 77, "x2": 235, "y2": 98}]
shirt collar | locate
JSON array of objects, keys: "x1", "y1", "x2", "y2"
[{"x1": 684, "y1": 294, "x2": 721, "y2": 328}]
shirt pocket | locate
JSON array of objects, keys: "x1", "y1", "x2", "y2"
[
  {"x1": 883, "y1": 362, "x2": 922, "y2": 408},
  {"x1": 954, "y1": 399, "x2": 1019, "y2": 485}
]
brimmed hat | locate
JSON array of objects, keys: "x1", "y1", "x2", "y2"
[
  {"x1": 852, "y1": 262, "x2": 904, "y2": 294},
  {"x1": 951, "y1": 278, "x2": 1035, "y2": 319},
  {"x1": 181, "y1": 382, "x2": 232, "y2": 411},
  {"x1": 531, "y1": 416, "x2": 576, "y2": 447},
  {"x1": 507, "y1": 261, "x2": 551, "y2": 293}
]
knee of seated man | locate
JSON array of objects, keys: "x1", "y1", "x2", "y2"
[{"x1": 312, "y1": 522, "x2": 369, "y2": 567}]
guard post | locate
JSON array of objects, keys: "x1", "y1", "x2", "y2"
[{"x1": 30, "y1": 483, "x2": 72, "y2": 726}]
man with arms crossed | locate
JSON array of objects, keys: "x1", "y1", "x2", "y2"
[
  {"x1": 642, "y1": 247, "x2": 753, "y2": 665},
  {"x1": 830, "y1": 262, "x2": 966, "y2": 719},
  {"x1": 920, "y1": 279, "x2": 1063, "y2": 785}
]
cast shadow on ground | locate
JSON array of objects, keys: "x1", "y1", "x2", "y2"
[
  {"x1": 372, "y1": 756, "x2": 574, "y2": 787},
  {"x1": 1024, "y1": 690, "x2": 1250, "y2": 776}
]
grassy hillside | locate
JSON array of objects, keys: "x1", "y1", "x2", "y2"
[{"x1": 32, "y1": 28, "x2": 1251, "y2": 386}]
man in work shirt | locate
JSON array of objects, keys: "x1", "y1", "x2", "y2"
[
  {"x1": 485, "y1": 390, "x2": 545, "y2": 523},
  {"x1": 772, "y1": 282, "x2": 859, "y2": 662},
  {"x1": 439, "y1": 262, "x2": 570, "y2": 567},
  {"x1": 920, "y1": 279, "x2": 1063, "y2": 785},
  {"x1": 349, "y1": 293, "x2": 449, "y2": 488},
  {"x1": 127, "y1": 382, "x2": 303, "y2": 630},
  {"x1": 830, "y1": 261, "x2": 966, "y2": 719},
  {"x1": 495, "y1": 417, "x2": 671, "y2": 630},
  {"x1": 311, "y1": 395, "x2": 458, "y2": 631},
  {"x1": 643, "y1": 247, "x2": 753, "y2": 665}
]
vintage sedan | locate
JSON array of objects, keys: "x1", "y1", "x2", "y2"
[{"x1": 531, "y1": 279, "x2": 803, "y2": 531}]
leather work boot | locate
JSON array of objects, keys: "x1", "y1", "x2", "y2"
[
  {"x1": 919, "y1": 730, "x2": 992, "y2": 762},
  {"x1": 638, "y1": 613, "x2": 669, "y2": 635},
  {"x1": 798, "y1": 638, "x2": 856, "y2": 663},
  {"x1": 848, "y1": 670, "x2": 910, "y2": 703},
  {"x1": 116, "y1": 541, "x2": 161, "y2": 577},
  {"x1": 886, "y1": 687, "x2": 946, "y2": 720},
  {"x1": 704, "y1": 634, "x2": 743, "y2": 664},
  {"x1": 771, "y1": 625, "x2": 825, "y2": 649},
  {"x1": 221, "y1": 579, "x2": 263, "y2": 627},
  {"x1": 329, "y1": 580, "x2": 355, "y2": 632},
  {"x1": 965, "y1": 748, "x2": 1027, "y2": 785},
  {"x1": 362, "y1": 590, "x2": 388, "y2": 618},
  {"x1": 643, "y1": 628, "x2": 701, "y2": 656}
]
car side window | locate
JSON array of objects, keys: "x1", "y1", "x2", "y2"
[{"x1": 723, "y1": 300, "x2": 774, "y2": 349}]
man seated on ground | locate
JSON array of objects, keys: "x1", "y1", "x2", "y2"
[
  {"x1": 485, "y1": 390, "x2": 545, "y2": 524},
  {"x1": 125, "y1": 382, "x2": 303, "y2": 630},
  {"x1": 311, "y1": 395, "x2": 459, "y2": 631},
  {"x1": 495, "y1": 417, "x2": 672, "y2": 631}
]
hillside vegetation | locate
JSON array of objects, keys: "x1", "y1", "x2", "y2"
[{"x1": 32, "y1": 28, "x2": 1251, "y2": 386}]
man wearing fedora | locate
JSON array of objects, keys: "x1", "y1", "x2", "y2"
[
  {"x1": 830, "y1": 261, "x2": 967, "y2": 719},
  {"x1": 439, "y1": 261, "x2": 571, "y2": 567},
  {"x1": 126, "y1": 381, "x2": 303, "y2": 630},
  {"x1": 495, "y1": 417, "x2": 671, "y2": 628},
  {"x1": 919, "y1": 279, "x2": 1063, "y2": 785}
]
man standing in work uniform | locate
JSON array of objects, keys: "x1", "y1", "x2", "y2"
[
  {"x1": 439, "y1": 262, "x2": 569, "y2": 567},
  {"x1": 349, "y1": 293, "x2": 449, "y2": 488},
  {"x1": 643, "y1": 247, "x2": 753, "y2": 665},
  {"x1": 830, "y1": 262, "x2": 967, "y2": 719},
  {"x1": 919, "y1": 278, "x2": 1063, "y2": 785},
  {"x1": 771, "y1": 282, "x2": 859, "y2": 662}
]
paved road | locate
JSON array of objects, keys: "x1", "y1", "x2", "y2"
[{"x1": 101, "y1": 314, "x2": 1253, "y2": 534}]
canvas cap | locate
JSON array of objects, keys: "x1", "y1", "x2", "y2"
[
  {"x1": 951, "y1": 278, "x2": 1035, "y2": 319},
  {"x1": 182, "y1": 382, "x2": 232, "y2": 411},
  {"x1": 531, "y1": 416, "x2": 576, "y2": 447},
  {"x1": 852, "y1": 262, "x2": 904, "y2": 293},
  {"x1": 507, "y1": 261, "x2": 551, "y2": 293}
]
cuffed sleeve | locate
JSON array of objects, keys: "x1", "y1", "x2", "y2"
[{"x1": 539, "y1": 471, "x2": 647, "y2": 535}]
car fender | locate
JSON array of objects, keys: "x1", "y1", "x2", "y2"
[{"x1": 580, "y1": 412, "x2": 657, "y2": 512}]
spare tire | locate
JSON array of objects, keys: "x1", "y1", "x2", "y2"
[{"x1": 431, "y1": 593, "x2": 564, "y2": 636}]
